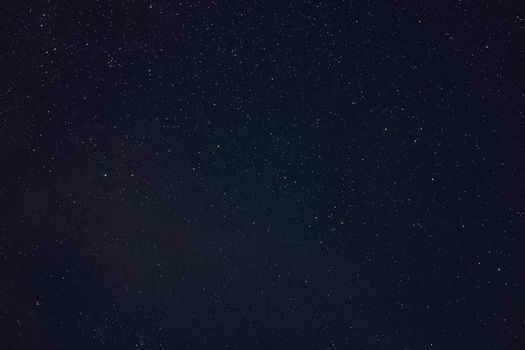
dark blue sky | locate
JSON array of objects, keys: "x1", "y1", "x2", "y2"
[{"x1": 1, "y1": 1, "x2": 524, "y2": 349}]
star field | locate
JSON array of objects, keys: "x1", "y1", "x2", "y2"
[{"x1": 1, "y1": 1, "x2": 525, "y2": 349}]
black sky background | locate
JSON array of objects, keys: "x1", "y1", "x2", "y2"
[{"x1": 1, "y1": 0, "x2": 525, "y2": 349}]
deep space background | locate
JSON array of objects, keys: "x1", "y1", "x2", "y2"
[{"x1": 1, "y1": 0, "x2": 525, "y2": 349}]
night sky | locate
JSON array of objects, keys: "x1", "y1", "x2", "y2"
[{"x1": 1, "y1": 1, "x2": 525, "y2": 349}]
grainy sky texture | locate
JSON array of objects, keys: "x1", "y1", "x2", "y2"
[{"x1": 1, "y1": 1, "x2": 524, "y2": 349}]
